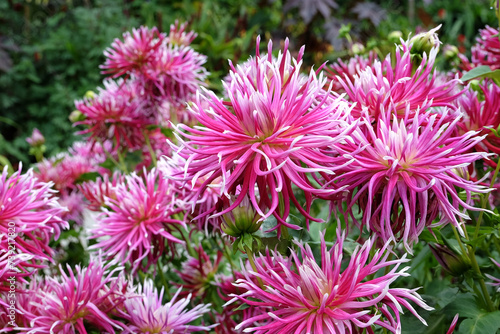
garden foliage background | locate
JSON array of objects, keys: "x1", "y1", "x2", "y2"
[
  {"x1": 2, "y1": 0, "x2": 500, "y2": 333},
  {"x1": 0, "y1": 0, "x2": 495, "y2": 165}
]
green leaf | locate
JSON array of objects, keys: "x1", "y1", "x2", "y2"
[
  {"x1": 242, "y1": 233, "x2": 254, "y2": 252},
  {"x1": 74, "y1": 171, "x2": 100, "y2": 184},
  {"x1": 446, "y1": 293, "x2": 482, "y2": 319},
  {"x1": 458, "y1": 311, "x2": 500, "y2": 334},
  {"x1": 461, "y1": 65, "x2": 500, "y2": 82}
]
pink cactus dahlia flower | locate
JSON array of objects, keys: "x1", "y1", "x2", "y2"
[
  {"x1": 325, "y1": 51, "x2": 378, "y2": 92},
  {"x1": 471, "y1": 26, "x2": 500, "y2": 70},
  {"x1": 228, "y1": 233, "x2": 432, "y2": 333},
  {"x1": 90, "y1": 168, "x2": 185, "y2": 271},
  {"x1": 75, "y1": 78, "x2": 153, "y2": 151},
  {"x1": 77, "y1": 172, "x2": 124, "y2": 212},
  {"x1": 173, "y1": 37, "x2": 355, "y2": 231},
  {"x1": 101, "y1": 25, "x2": 166, "y2": 78},
  {"x1": 166, "y1": 20, "x2": 197, "y2": 46},
  {"x1": 140, "y1": 41, "x2": 208, "y2": 105},
  {"x1": 160, "y1": 153, "x2": 222, "y2": 234},
  {"x1": 0, "y1": 166, "x2": 68, "y2": 262},
  {"x1": 457, "y1": 82, "x2": 500, "y2": 155},
  {"x1": 19, "y1": 258, "x2": 128, "y2": 334},
  {"x1": 175, "y1": 245, "x2": 221, "y2": 298},
  {"x1": 120, "y1": 279, "x2": 214, "y2": 334},
  {"x1": 338, "y1": 30, "x2": 461, "y2": 120},
  {"x1": 35, "y1": 140, "x2": 109, "y2": 193},
  {"x1": 334, "y1": 107, "x2": 490, "y2": 249}
]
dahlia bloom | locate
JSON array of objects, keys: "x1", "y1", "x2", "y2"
[
  {"x1": 140, "y1": 41, "x2": 208, "y2": 105},
  {"x1": 0, "y1": 249, "x2": 33, "y2": 296},
  {"x1": 0, "y1": 166, "x2": 68, "y2": 262},
  {"x1": 101, "y1": 23, "x2": 207, "y2": 108},
  {"x1": 90, "y1": 168, "x2": 185, "y2": 271},
  {"x1": 471, "y1": 26, "x2": 500, "y2": 70},
  {"x1": 19, "y1": 258, "x2": 128, "y2": 334},
  {"x1": 167, "y1": 20, "x2": 197, "y2": 46},
  {"x1": 160, "y1": 153, "x2": 222, "y2": 234},
  {"x1": 228, "y1": 233, "x2": 432, "y2": 333},
  {"x1": 120, "y1": 280, "x2": 214, "y2": 334},
  {"x1": 333, "y1": 107, "x2": 490, "y2": 249},
  {"x1": 456, "y1": 82, "x2": 500, "y2": 155},
  {"x1": 175, "y1": 246, "x2": 221, "y2": 298},
  {"x1": 26, "y1": 128, "x2": 45, "y2": 147},
  {"x1": 338, "y1": 30, "x2": 461, "y2": 120},
  {"x1": 173, "y1": 37, "x2": 355, "y2": 231},
  {"x1": 101, "y1": 26, "x2": 166, "y2": 78},
  {"x1": 77, "y1": 172, "x2": 124, "y2": 212},
  {"x1": 75, "y1": 78, "x2": 153, "y2": 152},
  {"x1": 35, "y1": 140, "x2": 109, "y2": 193},
  {"x1": 325, "y1": 51, "x2": 378, "y2": 92}
]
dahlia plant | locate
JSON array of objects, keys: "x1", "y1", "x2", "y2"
[
  {"x1": 6, "y1": 20, "x2": 500, "y2": 334},
  {"x1": 172, "y1": 37, "x2": 356, "y2": 232}
]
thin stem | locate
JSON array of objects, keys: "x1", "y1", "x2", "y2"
[
  {"x1": 157, "y1": 260, "x2": 172, "y2": 300},
  {"x1": 451, "y1": 225, "x2": 468, "y2": 257},
  {"x1": 143, "y1": 130, "x2": 157, "y2": 168},
  {"x1": 459, "y1": 158, "x2": 500, "y2": 312},
  {"x1": 473, "y1": 159, "x2": 500, "y2": 240},
  {"x1": 222, "y1": 237, "x2": 237, "y2": 280},
  {"x1": 179, "y1": 227, "x2": 196, "y2": 258},
  {"x1": 469, "y1": 247, "x2": 495, "y2": 311},
  {"x1": 116, "y1": 148, "x2": 128, "y2": 173},
  {"x1": 244, "y1": 245, "x2": 264, "y2": 288},
  {"x1": 98, "y1": 138, "x2": 122, "y2": 170}
]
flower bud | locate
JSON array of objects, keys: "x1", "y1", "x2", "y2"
[
  {"x1": 429, "y1": 243, "x2": 471, "y2": 276},
  {"x1": 410, "y1": 25, "x2": 441, "y2": 56},
  {"x1": 388, "y1": 31, "x2": 403, "y2": 43},
  {"x1": 26, "y1": 128, "x2": 45, "y2": 147},
  {"x1": 443, "y1": 44, "x2": 459, "y2": 61},
  {"x1": 221, "y1": 195, "x2": 261, "y2": 238},
  {"x1": 69, "y1": 110, "x2": 85, "y2": 123},
  {"x1": 351, "y1": 43, "x2": 365, "y2": 55},
  {"x1": 84, "y1": 90, "x2": 96, "y2": 100}
]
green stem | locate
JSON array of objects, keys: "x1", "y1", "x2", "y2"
[
  {"x1": 451, "y1": 225, "x2": 468, "y2": 257},
  {"x1": 143, "y1": 130, "x2": 157, "y2": 168},
  {"x1": 474, "y1": 159, "x2": 500, "y2": 240},
  {"x1": 458, "y1": 158, "x2": 500, "y2": 312},
  {"x1": 116, "y1": 148, "x2": 128, "y2": 173},
  {"x1": 244, "y1": 245, "x2": 264, "y2": 288},
  {"x1": 222, "y1": 237, "x2": 237, "y2": 280},
  {"x1": 469, "y1": 246, "x2": 495, "y2": 311},
  {"x1": 281, "y1": 225, "x2": 289, "y2": 239},
  {"x1": 157, "y1": 260, "x2": 172, "y2": 300},
  {"x1": 98, "y1": 139, "x2": 122, "y2": 171},
  {"x1": 180, "y1": 228, "x2": 196, "y2": 258}
]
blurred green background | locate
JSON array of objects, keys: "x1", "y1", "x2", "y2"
[{"x1": 0, "y1": 0, "x2": 497, "y2": 165}]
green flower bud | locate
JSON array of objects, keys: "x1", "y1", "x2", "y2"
[
  {"x1": 410, "y1": 25, "x2": 441, "y2": 56},
  {"x1": 388, "y1": 31, "x2": 403, "y2": 43},
  {"x1": 69, "y1": 110, "x2": 85, "y2": 123},
  {"x1": 221, "y1": 195, "x2": 262, "y2": 238},
  {"x1": 84, "y1": 90, "x2": 96, "y2": 100},
  {"x1": 351, "y1": 43, "x2": 365, "y2": 55},
  {"x1": 429, "y1": 243, "x2": 471, "y2": 277},
  {"x1": 443, "y1": 44, "x2": 459, "y2": 61}
]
